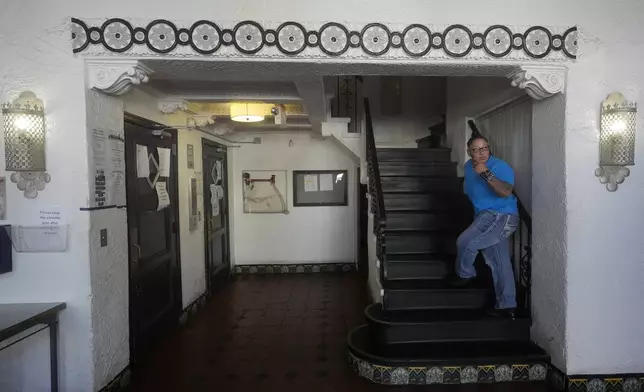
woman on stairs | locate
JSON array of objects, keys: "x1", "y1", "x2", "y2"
[{"x1": 450, "y1": 130, "x2": 519, "y2": 319}]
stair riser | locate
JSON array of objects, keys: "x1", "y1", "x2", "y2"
[
  {"x1": 370, "y1": 320, "x2": 531, "y2": 345},
  {"x1": 387, "y1": 214, "x2": 469, "y2": 231},
  {"x1": 385, "y1": 261, "x2": 450, "y2": 280},
  {"x1": 379, "y1": 164, "x2": 455, "y2": 177},
  {"x1": 384, "y1": 290, "x2": 488, "y2": 311},
  {"x1": 384, "y1": 195, "x2": 471, "y2": 212},
  {"x1": 386, "y1": 235, "x2": 457, "y2": 254},
  {"x1": 382, "y1": 178, "x2": 462, "y2": 193},
  {"x1": 377, "y1": 150, "x2": 451, "y2": 162}
]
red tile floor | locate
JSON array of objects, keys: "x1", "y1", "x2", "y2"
[{"x1": 127, "y1": 273, "x2": 550, "y2": 391}]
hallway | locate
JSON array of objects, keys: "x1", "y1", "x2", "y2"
[{"x1": 127, "y1": 273, "x2": 550, "y2": 391}]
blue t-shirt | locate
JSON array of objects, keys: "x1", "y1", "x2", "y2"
[{"x1": 464, "y1": 156, "x2": 518, "y2": 215}]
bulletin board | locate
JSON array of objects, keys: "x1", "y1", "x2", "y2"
[{"x1": 293, "y1": 170, "x2": 348, "y2": 207}]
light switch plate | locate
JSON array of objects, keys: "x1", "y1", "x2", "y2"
[{"x1": 100, "y1": 229, "x2": 108, "y2": 247}]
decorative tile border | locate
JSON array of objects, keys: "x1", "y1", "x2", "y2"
[
  {"x1": 233, "y1": 263, "x2": 355, "y2": 275},
  {"x1": 548, "y1": 364, "x2": 644, "y2": 392},
  {"x1": 348, "y1": 352, "x2": 548, "y2": 385},
  {"x1": 98, "y1": 366, "x2": 131, "y2": 392},
  {"x1": 71, "y1": 18, "x2": 577, "y2": 60},
  {"x1": 179, "y1": 292, "x2": 209, "y2": 326}
]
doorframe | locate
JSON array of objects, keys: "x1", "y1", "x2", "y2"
[
  {"x1": 124, "y1": 111, "x2": 183, "y2": 361},
  {"x1": 202, "y1": 138, "x2": 232, "y2": 296}
]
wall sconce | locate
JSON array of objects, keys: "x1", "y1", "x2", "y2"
[
  {"x1": 594, "y1": 92, "x2": 637, "y2": 192},
  {"x1": 1, "y1": 91, "x2": 50, "y2": 198}
]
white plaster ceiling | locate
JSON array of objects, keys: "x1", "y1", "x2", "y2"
[
  {"x1": 149, "y1": 79, "x2": 301, "y2": 102},
  {"x1": 142, "y1": 58, "x2": 514, "y2": 134}
]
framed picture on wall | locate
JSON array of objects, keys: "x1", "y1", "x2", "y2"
[
  {"x1": 242, "y1": 170, "x2": 289, "y2": 214},
  {"x1": 292, "y1": 170, "x2": 348, "y2": 207}
]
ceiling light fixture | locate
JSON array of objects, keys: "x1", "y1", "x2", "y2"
[{"x1": 230, "y1": 103, "x2": 264, "y2": 123}]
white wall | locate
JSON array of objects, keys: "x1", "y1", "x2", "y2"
[
  {"x1": 531, "y1": 94, "x2": 567, "y2": 371},
  {"x1": 564, "y1": 12, "x2": 644, "y2": 374},
  {"x1": 364, "y1": 76, "x2": 445, "y2": 148},
  {"x1": 446, "y1": 77, "x2": 526, "y2": 176},
  {"x1": 232, "y1": 132, "x2": 357, "y2": 265},
  {"x1": 0, "y1": 4, "x2": 94, "y2": 390}
]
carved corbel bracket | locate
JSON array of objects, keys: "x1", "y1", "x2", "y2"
[
  {"x1": 86, "y1": 60, "x2": 153, "y2": 96},
  {"x1": 508, "y1": 66, "x2": 567, "y2": 100},
  {"x1": 158, "y1": 99, "x2": 191, "y2": 114}
]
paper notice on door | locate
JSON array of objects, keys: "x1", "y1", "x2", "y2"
[
  {"x1": 319, "y1": 173, "x2": 334, "y2": 192},
  {"x1": 157, "y1": 147, "x2": 171, "y2": 177},
  {"x1": 209, "y1": 184, "x2": 217, "y2": 204},
  {"x1": 156, "y1": 181, "x2": 170, "y2": 211},
  {"x1": 136, "y1": 145, "x2": 150, "y2": 178},
  {"x1": 215, "y1": 160, "x2": 223, "y2": 183},
  {"x1": 304, "y1": 174, "x2": 318, "y2": 192},
  {"x1": 212, "y1": 200, "x2": 220, "y2": 216},
  {"x1": 215, "y1": 185, "x2": 224, "y2": 199}
]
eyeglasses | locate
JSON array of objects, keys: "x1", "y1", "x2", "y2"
[{"x1": 470, "y1": 145, "x2": 489, "y2": 154}]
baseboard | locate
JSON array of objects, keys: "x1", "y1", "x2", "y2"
[
  {"x1": 547, "y1": 363, "x2": 644, "y2": 391},
  {"x1": 233, "y1": 262, "x2": 356, "y2": 275},
  {"x1": 179, "y1": 291, "x2": 209, "y2": 326},
  {"x1": 98, "y1": 366, "x2": 131, "y2": 392}
]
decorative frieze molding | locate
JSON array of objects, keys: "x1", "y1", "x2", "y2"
[
  {"x1": 86, "y1": 60, "x2": 153, "y2": 96},
  {"x1": 508, "y1": 66, "x2": 566, "y2": 100},
  {"x1": 71, "y1": 18, "x2": 577, "y2": 61},
  {"x1": 158, "y1": 98, "x2": 191, "y2": 114}
]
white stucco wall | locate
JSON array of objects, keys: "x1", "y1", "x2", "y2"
[
  {"x1": 564, "y1": 15, "x2": 644, "y2": 373},
  {"x1": 232, "y1": 132, "x2": 357, "y2": 265},
  {"x1": 531, "y1": 94, "x2": 568, "y2": 371},
  {"x1": 1, "y1": 1, "x2": 644, "y2": 390}
]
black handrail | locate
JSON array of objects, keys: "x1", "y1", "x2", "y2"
[
  {"x1": 466, "y1": 120, "x2": 532, "y2": 316},
  {"x1": 364, "y1": 98, "x2": 387, "y2": 273}
]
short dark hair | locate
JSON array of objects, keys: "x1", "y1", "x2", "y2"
[{"x1": 467, "y1": 132, "x2": 488, "y2": 148}]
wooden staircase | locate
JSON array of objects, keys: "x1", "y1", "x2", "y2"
[{"x1": 346, "y1": 99, "x2": 549, "y2": 386}]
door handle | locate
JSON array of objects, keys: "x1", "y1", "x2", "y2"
[{"x1": 132, "y1": 244, "x2": 141, "y2": 263}]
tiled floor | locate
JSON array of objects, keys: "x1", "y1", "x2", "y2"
[{"x1": 127, "y1": 273, "x2": 550, "y2": 391}]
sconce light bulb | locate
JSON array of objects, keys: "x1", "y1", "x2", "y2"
[
  {"x1": 611, "y1": 119, "x2": 627, "y2": 134},
  {"x1": 13, "y1": 116, "x2": 31, "y2": 131}
]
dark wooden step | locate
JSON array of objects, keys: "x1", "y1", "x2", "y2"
[
  {"x1": 384, "y1": 254, "x2": 452, "y2": 281},
  {"x1": 379, "y1": 161, "x2": 456, "y2": 177},
  {"x1": 383, "y1": 280, "x2": 488, "y2": 311},
  {"x1": 347, "y1": 325, "x2": 550, "y2": 382},
  {"x1": 377, "y1": 148, "x2": 451, "y2": 163},
  {"x1": 381, "y1": 177, "x2": 462, "y2": 194},
  {"x1": 365, "y1": 304, "x2": 531, "y2": 345},
  {"x1": 385, "y1": 232, "x2": 457, "y2": 255},
  {"x1": 386, "y1": 211, "x2": 470, "y2": 232},
  {"x1": 383, "y1": 193, "x2": 471, "y2": 212}
]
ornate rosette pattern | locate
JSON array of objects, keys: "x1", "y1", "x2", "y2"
[{"x1": 70, "y1": 18, "x2": 578, "y2": 59}]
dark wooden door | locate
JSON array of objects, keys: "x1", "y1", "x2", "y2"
[
  {"x1": 202, "y1": 140, "x2": 231, "y2": 293},
  {"x1": 124, "y1": 114, "x2": 181, "y2": 362}
]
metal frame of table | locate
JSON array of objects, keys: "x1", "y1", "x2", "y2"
[{"x1": 0, "y1": 303, "x2": 66, "y2": 392}]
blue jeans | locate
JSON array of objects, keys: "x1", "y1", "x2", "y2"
[{"x1": 456, "y1": 210, "x2": 519, "y2": 309}]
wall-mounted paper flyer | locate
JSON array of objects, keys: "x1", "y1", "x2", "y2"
[{"x1": 156, "y1": 181, "x2": 170, "y2": 211}]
